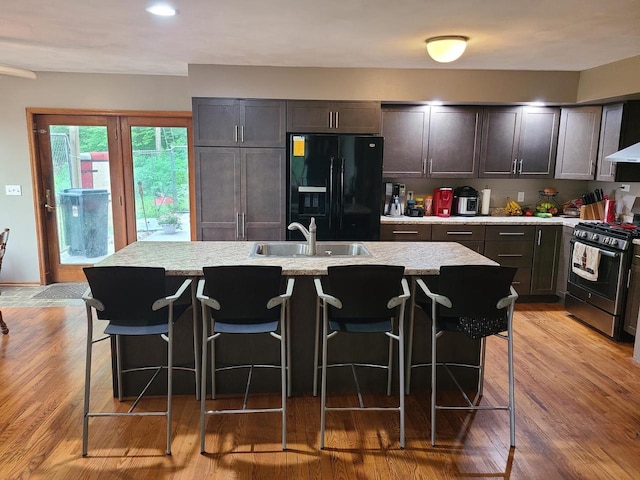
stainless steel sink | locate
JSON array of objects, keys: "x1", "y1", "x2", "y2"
[
  {"x1": 315, "y1": 243, "x2": 371, "y2": 256},
  {"x1": 250, "y1": 242, "x2": 371, "y2": 258}
]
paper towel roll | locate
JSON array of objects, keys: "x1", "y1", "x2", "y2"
[{"x1": 481, "y1": 188, "x2": 491, "y2": 215}]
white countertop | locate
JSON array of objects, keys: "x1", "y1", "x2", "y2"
[
  {"x1": 381, "y1": 215, "x2": 582, "y2": 228},
  {"x1": 95, "y1": 240, "x2": 496, "y2": 276}
]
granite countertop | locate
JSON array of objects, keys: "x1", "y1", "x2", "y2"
[
  {"x1": 95, "y1": 241, "x2": 496, "y2": 276},
  {"x1": 381, "y1": 215, "x2": 582, "y2": 228}
]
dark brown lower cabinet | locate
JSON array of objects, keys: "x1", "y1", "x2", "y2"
[
  {"x1": 195, "y1": 147, "x2": 285, "y2": 241},
  {"x1": 530, "y1": 226, "x2": 562, "y2": 295}
]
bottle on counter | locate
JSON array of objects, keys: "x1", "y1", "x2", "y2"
[{"x1": 424, "y1": 195, "x2": 433, "y2": 216}]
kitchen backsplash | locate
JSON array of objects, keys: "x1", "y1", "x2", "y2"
[{"x1": 381, "y1": 177, "x2": 617, "y2": 211}]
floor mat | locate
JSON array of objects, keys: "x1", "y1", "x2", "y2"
[{"x1": 32, "y1": 283, "x2": 88, "y2": 299}]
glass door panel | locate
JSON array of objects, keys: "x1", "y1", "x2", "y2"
[
  {"x1": 130, "y1": 126, "x2": 190, "y2": 241},
  {"x1": 49, "y1": 125, "x2": 115, "y2": 264}
]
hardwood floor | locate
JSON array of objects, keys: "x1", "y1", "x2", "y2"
[{"x1": 1, "y1": 303, "x2": 639, "y2": 479}]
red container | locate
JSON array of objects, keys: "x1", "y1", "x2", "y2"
[
  {"x1": 433, "y1": 187, "x2": 453, "y2": 217},
  {"x1": 604, "y1": 199, "x2": 616, "y2": 223}
]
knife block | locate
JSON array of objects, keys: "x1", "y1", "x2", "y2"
[{"x1": 580, "y1": 201, "x2": 605, "y2": 220}]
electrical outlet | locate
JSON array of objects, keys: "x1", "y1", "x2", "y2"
[
  {"x1": 517, "y1": 191, "x2": 525, "y2": 202},
  {"x1": 620, "y1": 184, "x2": 630, "y2": 192},
  {"x1": 5, "y1": 185, "x2": 22, "y2": 196}
]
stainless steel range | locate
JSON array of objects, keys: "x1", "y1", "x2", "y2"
[{"x1": 565, "y1": 222, "x2": 640, "y2": 339}]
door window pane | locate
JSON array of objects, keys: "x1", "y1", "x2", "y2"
[
  {"x1": 131, "y1": 126, "x2": 190, "y2": 241},
  {"x1": 49, "y1": 125, "x2": 114, "y2": 264}
]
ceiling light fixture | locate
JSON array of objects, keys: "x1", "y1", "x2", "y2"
[
  {"x1": 146, "y1": 3, "x2": 177, "y2": 16},
  {"x1": 425, "y1": 36, "x2": 469, "y2": 63},
  {"x1": 0, "y1": 65, "x2": 37, "y2": 79}
]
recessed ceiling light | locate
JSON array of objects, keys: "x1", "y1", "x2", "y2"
[{"x1": 146, "y1": 3, "x2": 177, "y2": 16}]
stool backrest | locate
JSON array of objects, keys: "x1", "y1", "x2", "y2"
[
  {"x1": 202, "y1": 265, "x2": 283, "y2": 322},
  {"x1": 83, "y1": 266, "x2": 168, "y2": 326},
  {"x1": 325, "y1": 265, "x2": 405, "y2": 321},
  {"x1": 437, "y1": 265, "x2": 516, "y2": 318}
]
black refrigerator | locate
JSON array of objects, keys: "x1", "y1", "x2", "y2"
[{"x1": 287, "y1": 134, "x2": 383, "y2": 241}]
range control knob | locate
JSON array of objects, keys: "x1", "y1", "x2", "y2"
[
  {"x1": 591, "y1": 234, "x2": 599, "y2": 241},
  {"x1": 610, "y1": 239, "x2": 618, "y2": 247}
]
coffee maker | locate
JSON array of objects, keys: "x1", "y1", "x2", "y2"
[
  {"x1": 433, "y1": 187, "x2": 454, "y2": 217},
  {"x1": 384, "y1": 182, "x2": 406, "y2": 216}
]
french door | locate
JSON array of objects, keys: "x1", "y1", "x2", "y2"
[{"x1": 31, "y1": 111, "x2": 192, "y2": 283}]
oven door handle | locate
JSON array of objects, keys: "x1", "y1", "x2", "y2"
[{"x1": 570, "y1": 240, "x2": 620, "y2": 258}]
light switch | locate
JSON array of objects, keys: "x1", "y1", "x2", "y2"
[
  {"x1": 517, "y1": 191, "x2": 525, "y2": 202},
  {"x1": 5, "y1": 185, "x2": 22, "y2": 196}
]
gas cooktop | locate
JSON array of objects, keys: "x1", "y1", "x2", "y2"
[{"x1": 574, "y1": 222, "x2": 640, "y2": 250}]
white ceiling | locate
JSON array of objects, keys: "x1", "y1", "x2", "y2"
[{"x1": 1, "y1": 0, "x2": 640, "y2": 77}]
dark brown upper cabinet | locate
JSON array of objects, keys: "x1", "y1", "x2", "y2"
[
  {"x1": 554, "y1": 106, "x2": 602, "y2": 180},
  {"x1": 597, "y1": 101, "x2": 640, "y2": 182},
  {"x1": 427, "y1": 106, "x2": 483, "y2": 178},
  {"x1": 381, "y1": 105, "x2": 481, "y2": 178},
  {"x1": 192, "y1": 98, "x2": 286, "y2": 148},
  {"x1": 480, "y1": 106, "x2": 560, "y2": 179},
  {"x1": 381, "y1": 105, "x2": 430, "y2": 177},
  {"x1": 287, "y1": 101, "x2": 381, "y2": 134}
]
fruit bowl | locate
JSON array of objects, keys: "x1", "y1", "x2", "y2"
[{"x1": 536, "y1": 191, "x2": 559, "y2": 216}]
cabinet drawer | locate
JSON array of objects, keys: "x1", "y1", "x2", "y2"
[
  {"x1": 484, "y1": 241, "x2": 533, "y2": 267},
  {"x1": 458, "y1": 240, "x2": 484, "y2": 254},
  {"x1": 485, "y1": 225, "x2": 535, "y2": 242},
  {"x1": 380, "y1": 224, "x2": 431, "y2": 241},
  {"x1": 432, "y1": 224, "x2": 485, "y2": 241}
]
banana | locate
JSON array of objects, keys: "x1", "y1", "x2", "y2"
[{"x1": 505, "y1": 198, "x2": 522, "y2": 216}]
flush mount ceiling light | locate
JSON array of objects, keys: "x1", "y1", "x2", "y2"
[
  {"x1": 425, "y1": 36, "x2": 469, "y2": 63},
  {"x1": 0, "y1": 65, "x2": 36, "y2": 79},
  {"x1": 146, "y1": 3, "x2": 178, "y2": 16}
]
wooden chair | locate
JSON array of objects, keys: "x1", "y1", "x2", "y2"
[{"x1": 0, "y1": 228, "x2": 10, "y2": 334}]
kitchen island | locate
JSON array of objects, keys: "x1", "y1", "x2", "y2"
[{"x1": 95, "y1": 240, "x2": 497, "y2": 396}]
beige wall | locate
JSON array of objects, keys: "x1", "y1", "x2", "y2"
[
  {"x1": 577, "y1": 56, "x2": 640, "y2": 103},
  {"x1": 189, "y1": 64, "x2": 581, "y2": 104}
]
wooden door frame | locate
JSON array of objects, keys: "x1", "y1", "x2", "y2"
[{"x1": 27, "y1": 108, "x2": 193, "y2": 284}]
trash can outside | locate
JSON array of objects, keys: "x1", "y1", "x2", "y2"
[{"x1": 59, "y1": 188, "x2": 109, "y2": 257}]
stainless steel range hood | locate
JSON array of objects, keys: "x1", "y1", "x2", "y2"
[{"x1": 606, "y1": 142, "x2": 640, "y2": 163}]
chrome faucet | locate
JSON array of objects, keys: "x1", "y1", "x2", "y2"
[{"x1": 287, "y1": 217, "x2": 317, "y2": 255}]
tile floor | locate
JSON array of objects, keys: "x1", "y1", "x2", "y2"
[{"x1": 0, "y1": 285, "x2": 83, "y2": 308}]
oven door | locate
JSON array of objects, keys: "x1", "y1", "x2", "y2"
[{"x1": 567, "y1": 239, "x2": 628, "y2": 315}]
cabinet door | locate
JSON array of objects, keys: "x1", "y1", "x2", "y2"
[
  {"x1": 517, "y1": 107, "x2": 560, "y2": 178},
  {"x1": 623, "y1": 261, "x2": 640, "y2": 336},
  {"x1": 287, "y1": 101, "x2": 381, "y2": 134},
  {"x1": 381, "y1": 106, "x2": 429, "y2": 177},
  {"x1": 427, "y1": 106, "x2": 482, "y2": 178},
  {"x1": 554, "y1": 106, "x2": 602, "y2": 180},
  {"x1": 242, "y1": 148, "x2": 286, "y2": 241},
  {"x1": 195, "y1": 147, "x2": 241, "y2": 240},
  {"x1": 240, "y1": 100, "x2": 286, "y2": 147},
  {"x1": 479, "y1": 107, "x2": 521, "y2": 178},
  {"x1": 193, "y1": 98, "x2": 239, "y2": 146},
  {"x1": 332, "y1": 102, "x2": 381, "y2": 134},
  {"x1": 595, "y1": 103, "x2": 623, "y2": 181},
  {"x1": 531, "y1": 226, "x2": 561, "y2": 295}
]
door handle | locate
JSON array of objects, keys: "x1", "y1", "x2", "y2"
[
  {"x1": 518, "y1": 159, "x2": 523, "y2": 175},
  {"x1": 335, "y1": 111, "x2": 339, "y2": 129},
  {"x1": 512, "y1": 159, "x2": 517, "y2": 175},
  {"x1": 44, "y1": 189, "x2": 56, "y2": 212}
]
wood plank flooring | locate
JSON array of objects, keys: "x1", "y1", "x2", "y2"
[{"x1": 1, "y1": 303, "x2": 639, "y2": 479}]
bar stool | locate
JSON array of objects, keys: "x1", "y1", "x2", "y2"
[
  {"x1": 197, "y1": 265, "x2": 294, "y2": 452},
  {"x1": 82, "y1": 266, "x2": 192, "y2": 455},
  {"x1": 314, "y1": 264, "x2": 409, "y2": 449},
  {"x1": 411, "y1": 265, "x2": 518, "y2": 446}
]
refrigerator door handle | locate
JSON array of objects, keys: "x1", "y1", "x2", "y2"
[
  {"x1": 339, "y1": 157, "x2": 345, "y2": 230},
  {"x1": 329, "y1": 157, "x2": 335, "y2": 231}
]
